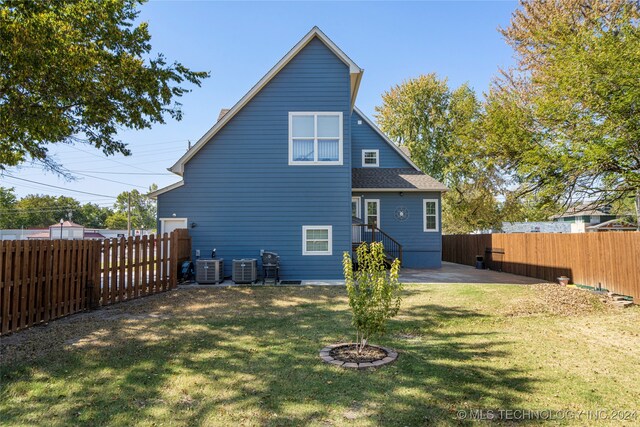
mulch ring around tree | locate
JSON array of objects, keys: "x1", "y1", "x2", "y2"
[{"x1": 319, "y1": 343, "x2": 398, "y2": 369}]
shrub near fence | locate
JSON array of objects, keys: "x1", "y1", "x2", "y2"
[
  {"x1": 442, "y1": 232, "x2": 640, "y2": 302},
  {"x1": 0, "y1": 229, "x2": 191, "y2": 335}
]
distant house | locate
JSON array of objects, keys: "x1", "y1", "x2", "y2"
[
  {"x1": 500, "y1": 203, "x2": 636, "y2": 234},
  {"x1": 501, "y1": 221, "x2": 572, "y2": 234},
  {"x1": 551, "y1": 203, "x2": 621, "y2": 225},
  {"x1": 149, "y1": 27, "x2": 448, "y2": 279},
  {"x1": 26, "y1": 220, "x2": 106, "y2": 240}
]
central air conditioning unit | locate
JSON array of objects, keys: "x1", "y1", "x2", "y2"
[
  {"x1": 196, "y1": 259, "x2": 224, "y2": 284},
  {"x1": 232, "y1": 259, "x2": 257, "y2": 284}
]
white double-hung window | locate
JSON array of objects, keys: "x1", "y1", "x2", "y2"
[
  {"x1": 423, "y1": 199, "x2": 439, "y2": 232},
  {"x1": 289, "y1": 112, "x2": 343, "y2": 165},
  {"x1": 302, "y1": 226, "x2": 332, "y2": 255}
]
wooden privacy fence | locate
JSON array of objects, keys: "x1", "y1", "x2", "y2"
[
  {"x1": 0, "y1": 229, "x2": 192, "y2": 335},
  {"x1": 442, "y1": 232, "x2": 640, "y2": 302}
]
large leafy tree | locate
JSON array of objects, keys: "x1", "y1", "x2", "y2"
[
  {"x1": 13, "y1": 194, "x2": 81, "y2": 228},
  {"x1": 0, "y1": 186, "x2": 18, "y2": 228},
  {"x1": 488, "y1": 0, "x2": 640, "y2": 227},
  {"x1": 0, "y1": 0, "x2": 208, "y2": 172},
  {"x1": 376, "y1": 75, "x2": 504, "y2": 233},
  {"x1": 75, "y1": 203, "x2": 113, "y2": 229},
  {"x1": 109, "y1": 184, "x2": 157, "y2": 230}
]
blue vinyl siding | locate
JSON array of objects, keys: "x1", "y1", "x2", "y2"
[
  {"x1": 352, "y1": 192, "x2": 442, "y2": 268},
  {"x1": 157, "y1": 38, "x2": 351, "y2": 279},
  {"x1": 351, "y1": 110, "x2": 412, "y2": 168}
]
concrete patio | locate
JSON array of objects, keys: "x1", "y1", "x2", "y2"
[
  {"x1": 181, "y1": 261, "x2": 545, "y2": 287},
  {"x1": 400, "y1": 261, "x2": 544, "y2": 284}
]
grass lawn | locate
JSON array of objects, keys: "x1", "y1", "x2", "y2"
[{"x1": 1, "y1": 283, "x2": 638, "y2": 426}]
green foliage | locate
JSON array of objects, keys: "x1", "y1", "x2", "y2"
[
  {"x1": 110, "y1": 184, "x2": 157, "y2": 230},
  {"x1": 375, "y1": 74, "x2": 451, "y2": 181},
  {"x1": 14, "y1": 194, "x2": 81, "y2": 228},
  {"x1": 376, "y1": 75, "x2": 504, "y2": 233},
  {"x1": 76, "y1": 203, "x2": 113, "y2": 229},
  {"x1": 342, "y1": 242, "x2": 402, "y2": 352},
  {"x1": 0, "y1": 187, "x2": 114, "y2": 228},
  {"x1": 490, "y1": 0, "x2": 640, "y2": 225},
  {"x1": 0, "y1": 0, "x2": 209, "y2": 172},
  {"x1": 105, "y1": 211, "x2": 128, "y2": 229},
  {"x1": 0, "y1": 186, "x2": 18, "y2": 228}
]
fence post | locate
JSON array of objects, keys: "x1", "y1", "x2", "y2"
[{"x1": 170, "y1": 230, "x2": 178, "y2": 289}]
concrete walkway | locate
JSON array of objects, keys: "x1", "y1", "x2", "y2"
[{"x1": 399, "y1": 261, "x2": 544, "y2": 284}]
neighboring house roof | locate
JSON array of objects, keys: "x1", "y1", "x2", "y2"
[
  {"x1": 586, "y1": 218, "x2": 637, "y2": 231},
  {"x1": 353, "y1": 107, "x2": 421, "y2": 172},
  {"x1": 169, "y1": 26, "x2": 364, "y2": 176},
  {"x1": 26, "y1": 231, "x2": 51, "y2": 239},
  {"x1": 48, "y1": 220, "x2": 83, "y2": 228},
  {"x1": 550, "y1": 203, "x2": 615, "y2": 219},
  {"x1": 83, "y1": 231, "x2": 106, "y2": 239},
  {"x1": 148, "y1": 180, "x2": 185, "y2": 199},
  {"x1": 352, "y1": 168, "x2": 448, "y2": 192},
  {"x1": 502, "y1": 221, "x2": 572, "y2": 234}
]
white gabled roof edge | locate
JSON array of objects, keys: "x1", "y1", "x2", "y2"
[
  {"x1": 353, "y1": 106, "x2": 421, "y2": 172},
  {"x1": 169, "y1": 26, "x2": 364, "y2": 176},
  {"x1": 147, "y1": 180, "x2": 184, "y2": 199}
]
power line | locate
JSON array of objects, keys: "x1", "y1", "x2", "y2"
[
  {"x1": 69, "y1": 170, "x2": 174, "y2": 176},
  {"x1": 3, "y1": 175, "x2": 117, "y2": 198},
  {"x1": 71, "y1": 171, "x2": 149, "y2": 189},
  {"x1": 67, "y1": 146, "x2": 156, "y2": 173}
]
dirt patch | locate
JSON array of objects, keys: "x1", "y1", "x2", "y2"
[
  {"x1": 329, "y1": 344, "x2": 387, "y2": 363},
  {"x1": 506, "y1": 284, "x2": 613, "y2": 317}
]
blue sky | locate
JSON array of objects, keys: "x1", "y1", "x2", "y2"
[{"x1": 4, "y1": 0, "x2": 518, "y2": 207}]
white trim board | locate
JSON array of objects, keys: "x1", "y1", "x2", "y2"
[
  {"x1": 353, "y1": 188, "x2": 447, "y2": 192},
  {"x1": 148, "y1": 181, "x2": 184, "y2": 199},
  {"x1": 169, "y1": 27, "x2": 363, "y2": 176}
]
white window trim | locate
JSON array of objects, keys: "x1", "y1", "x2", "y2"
[
  {"x1": 288, "y1": 112, "x2": 343, "y2": 165},
  {"x1": 423, "y1": 199, "x2": 440, "y2": 232},
  {"x1": 302, "y1": 225, "x2": 333, "y2": 256},
  {"x1": 364, "y1": 199, "x2": 380, "y2": 227},
  {"x1": 361, "y1": 149, "x2": 379, "y2": 167}
]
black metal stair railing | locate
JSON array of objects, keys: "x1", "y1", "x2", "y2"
[{"x1": 351, "y1": 224, "x2": 403, "y2": 265}]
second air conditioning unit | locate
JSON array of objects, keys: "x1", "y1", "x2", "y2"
[{"x1": 232, "y1": 259, "x2": 257, "y2": 284}]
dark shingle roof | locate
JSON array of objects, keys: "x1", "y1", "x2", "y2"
[{"x1": 352, "y1": 168, "x2": 447, "y2": 191}]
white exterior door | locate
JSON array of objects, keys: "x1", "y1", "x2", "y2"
[
  {"x1": 160, "y1": 218, "x2": 188, "y2": 235},
  {"x1": 351, "y1": 197, "x2": 361, "y2": 243}
]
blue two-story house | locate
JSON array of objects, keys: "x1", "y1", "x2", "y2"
[{"x1": 150, "y1": 27, "x2": 447, "y2": 280}]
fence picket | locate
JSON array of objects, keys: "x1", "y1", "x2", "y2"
[
  {"x1": 443, "y1": 232, "x2": 639, "y2": 301},
  {"x1": 1, "y1": 231, "x2": 190, "y2": 335}
]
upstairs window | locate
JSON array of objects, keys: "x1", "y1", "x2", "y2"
[
  {"x1": 289, "y1": 112, "x2": 343, "y2": 165},
  {"x1": 362, "y1": 149, "x2": 379, "y2": 167}
]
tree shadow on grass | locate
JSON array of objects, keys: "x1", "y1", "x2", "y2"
[{"x1": 0, "y1": 286, "x2": 540, "y2": 426}]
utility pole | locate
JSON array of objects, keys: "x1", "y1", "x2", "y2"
[{"x1": 127, "y1": 192, "x2": 132, "y2": 237}]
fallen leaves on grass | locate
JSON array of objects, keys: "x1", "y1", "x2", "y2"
[{"x1": 506, "y1": 284, "x2": 612, "y2": 317}]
